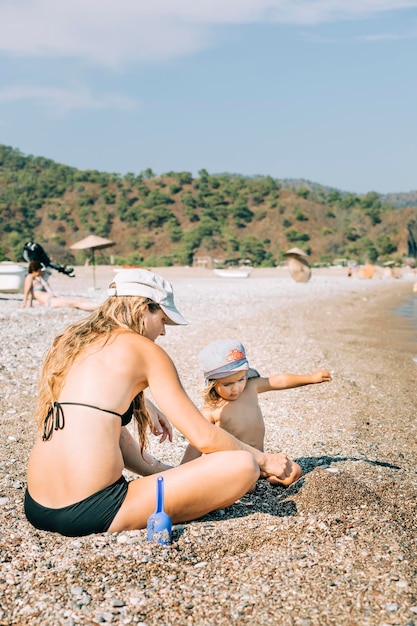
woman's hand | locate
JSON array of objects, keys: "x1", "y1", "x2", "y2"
[
  {"x1": 260, "y1": 452, "x2": 293, "y2": 481},
  {"x1": 146, "y1": 399, "x2": 173, "y2": 443},
  {"x1": 151, "y1": 412, "x2": 173, "y2": 443},
  {"x1": 260, "y1": 452, "x2": 302, "y2": 486}
]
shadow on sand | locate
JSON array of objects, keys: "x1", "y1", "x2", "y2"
[
  {"x1": 182, "y1": 454, "x2": 402, "y2": 537},
  {"x1": 295, "y1": 454, "x2": 401, "y2": 475}
]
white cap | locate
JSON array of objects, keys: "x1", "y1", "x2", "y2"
[{"x1": 108, "y1": 269, "x2": 188, "y2": 326}]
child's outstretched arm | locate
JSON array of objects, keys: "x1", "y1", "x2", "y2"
[{"x1": 257, "y1": 369, "x2": 332, "y2": 392}]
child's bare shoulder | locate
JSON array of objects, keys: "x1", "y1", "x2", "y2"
[{"x1": 246, "y1": 376, "x2": 268, "y2": 392}]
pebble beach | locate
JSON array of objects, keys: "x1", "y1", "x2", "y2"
[{"x1": 1, "y1": 265, "x2": 416, "y2": 626}]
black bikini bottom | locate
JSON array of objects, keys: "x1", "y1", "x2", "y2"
[{"x1": 24, "y1": 476, "x2": 129, "y2": 537}]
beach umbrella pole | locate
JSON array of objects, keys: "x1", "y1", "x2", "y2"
[
  {"x1": 92, "y1": 249, "x2": 96, "y2": 289},
  {"x1": 69, "y1": 235, "x2": 114, "y2": 289}
]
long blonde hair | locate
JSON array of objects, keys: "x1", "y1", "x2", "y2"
[{"x1": 36, "y1": 294, "x2": 159, "y2": 450}]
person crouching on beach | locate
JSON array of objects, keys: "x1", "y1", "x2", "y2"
[
  {"x1": 24, "y1": 269, "x2": 298, "y2": 537},
  {"x1": 22, "y1": 261, "x2": 97, "y2": 312},
  {"x1": 181, "y1": 339, "x2": 332, "y2": 486}
]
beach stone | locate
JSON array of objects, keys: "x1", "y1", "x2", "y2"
[{"x1": 1, "y1": 267, "x2": 416, "y2": 626}]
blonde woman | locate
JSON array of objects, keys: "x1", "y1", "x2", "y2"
[{"x1": 25, "y1": 269, "x2": 295, "y2": 537}]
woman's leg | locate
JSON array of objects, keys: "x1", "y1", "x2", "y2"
[
  {"x1": 70, "y1": 298, "x2": 97, "y2": 312},
  {"x1": 108, "y1": 450, "x2": 259, "y2": 532},
  {"x1": 49, "y1": 297, "x2": 97, "y2": 311}
]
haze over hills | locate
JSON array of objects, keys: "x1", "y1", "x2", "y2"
[
  {"x1": 277, "y1": 179, "x2": 417, "y2": 210},
  {"x1": 215, "y1": 173, "x2": 417, "y2": 208},
  {"x1": 1, "y1": 144, "x2": 416, "y2": 267},
  {"x1": 212, "y1": 172, "x2": 417, "y2": 207}
]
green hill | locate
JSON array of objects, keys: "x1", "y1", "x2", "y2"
[{"x1": 1, "y1": 144, "x2": 416, "y2": 267}]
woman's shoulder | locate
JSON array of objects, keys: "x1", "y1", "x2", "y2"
[{"x1": 112, "y1": 330, "x2": 170, "y2": 360}]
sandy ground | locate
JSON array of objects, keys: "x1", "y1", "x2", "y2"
[{"x1": 0, "y1": 265, "x2": 416, "y2": 625}]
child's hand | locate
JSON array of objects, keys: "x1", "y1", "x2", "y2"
[{"x1": 312, "y1": 369, "x2": 332, "y2": 383}]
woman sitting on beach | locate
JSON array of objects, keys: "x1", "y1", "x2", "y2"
[
  {"x1": 24, "y1": 269, "x2": 300, "y2": 537},
  {"x1": 22, "y1": 261, "x2": 97, "y2": 311}
]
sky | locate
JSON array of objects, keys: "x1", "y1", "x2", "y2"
[{"x1": 0, "y1": 1, "x2": 416, "y2": 195}]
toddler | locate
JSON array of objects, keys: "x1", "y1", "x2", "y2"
[{"x1": 182, "y1": 339, "x2": 332, "y2": 486}]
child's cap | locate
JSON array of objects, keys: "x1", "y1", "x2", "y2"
[
  {"x1": 199, "y1": 339, "x2": 259, "y2": 381},
  {"x1": 108, "y1": 268, "x2": 188, "y2": 326}
]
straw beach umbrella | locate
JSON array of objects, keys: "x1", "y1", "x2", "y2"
[
  {"x1": 70, "y1": 235, "x2": 114, "y2": 288},
  {"x1": 284, "y1": 247, "x2": 311, "y2": 283}
]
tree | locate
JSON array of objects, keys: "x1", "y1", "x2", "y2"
[
  {"x1": 198, "y1": 169, "x2": 210, "y2": 183},
  {"x1": 230, "y1": 202, "x2": 254, "y2": 226},
  {"x1": 239, "y1": 235, "x2": 270, "y2": 266},
  {"x1": 142, "y1": 168, "x2": 155, "y2": 179},
  {"x1": 376, "y1": 234, "x2": 396, "y2": 255}
]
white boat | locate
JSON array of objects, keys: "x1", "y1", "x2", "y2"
[
  {"x1": 213, "y1": 267, "x2": 252, "y2": 278},
  {"x1": 0, "y1": 263, "x2": 27, "y2": 293}
]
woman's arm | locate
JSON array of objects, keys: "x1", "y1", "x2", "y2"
[
  {"x1": 40, "y1": 276, "x2": 56, "y2": 296},
  {"x1": 21, "y1": 275, "x2": 34, "y2": 308},
  {"x1": 119, "y1": 427, "x2": 172, "y2": 475}
]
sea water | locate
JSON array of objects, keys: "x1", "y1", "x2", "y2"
[
  {"x1": 396, "y1": 293, "x2": 417, "y2": 325},
  {"x1": 394, "y1": 293, "x2": 417, "y2": 362}
]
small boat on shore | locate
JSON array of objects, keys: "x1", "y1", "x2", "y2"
[
  {"x1": 213, "y1": 267, "x2": 252, "y2": 278},
  {"x1": 0, "y1": 263, "x2": 27, "y2": 293}
]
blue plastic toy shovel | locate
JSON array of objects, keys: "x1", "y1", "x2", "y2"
[{"x1": 147, "y1": 476, "x2": 172, "y2": 545}]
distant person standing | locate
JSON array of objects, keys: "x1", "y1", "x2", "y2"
[{"x1": 22, "y1": 261, "x2": 97, "y2": 311}]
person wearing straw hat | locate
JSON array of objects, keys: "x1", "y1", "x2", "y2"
[
  {"x1": 181, "y1": 339, "x2": 331, "y2": 485},
  {"x1": 24, "y1": 269, "x2": 297, "y2": 537}
]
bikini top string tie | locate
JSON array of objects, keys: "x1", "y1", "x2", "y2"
[{"x1": 42, "y1": 402, "x2": 65, "y2": 441}]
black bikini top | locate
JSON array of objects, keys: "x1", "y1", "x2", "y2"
[{"x1": 42, "y1": 401, "x2": 134, "y2": 441}]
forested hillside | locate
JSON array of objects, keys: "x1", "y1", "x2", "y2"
[{"x1": 1, "y1": 144, "x2": 416, "y2": 267}]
